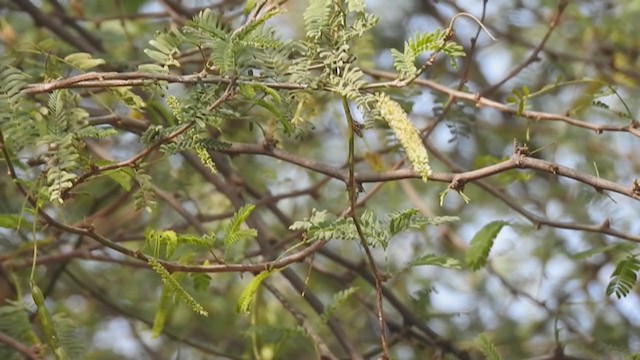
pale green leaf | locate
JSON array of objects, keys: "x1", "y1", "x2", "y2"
[
  {"x1": 607, "y1": 255, "x2": 640, "y2": 299},
  {"x1": 475, "y1": 333, "x2": 503, "y2": 360},
  {"x1": 465, "y1": 221, "x2": 509, "y2": 271},
  {"x1": 320, "y1": 287, "x2": 359, "y2": 323},
  {"x1": 0, "y1": 214, "x2": 33, "y2": 230},
  {"x1": 409, "y1": 254, "x2": 462, "y2": 269},
  {"x1": 237, "y1": 270, "x2": 272, "y2": 314},
  {"x1": 104, "y1": 169, "x2": 133, "y2": 191},
  {"x1": 64, "y1": 52, "x2": 105, "y2": 70}
]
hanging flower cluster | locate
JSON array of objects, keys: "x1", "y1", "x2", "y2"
[{"x1": 375, "y1": 93, "x2": 431, "y2": 182}]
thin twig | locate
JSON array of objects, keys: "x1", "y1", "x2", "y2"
[{"x1": 343, "y1": 97, "x2": 390, "y2": 359}]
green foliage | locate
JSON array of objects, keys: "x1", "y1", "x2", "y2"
[
  {"x1": 465, "y1": 221, "x2": 509, "y2": 271},
  {"x1": 0, "y1": 213, "x2": 33, "y2": 230},
  {"x1": 289, "y1": 209, "x2": 353, "y2": 241},
  {"x1": 133, "y1": 168, "x2": 157, "y2": 212},
  {"x1": 606, "y1": 255, "x2": 640, "y2": 299},
  {"x1": 391, "y1": 29, "x2": 465, "y2": 79},
  {"x1": 143, "y1": 30, "x2": 185, "y2": 71},
  {"x1": 237, "y1": 270, "x2": 272, "y2": 314},
  {"x1": 298, "y1": 0, "x2": 379, "y2": 117},
  {"x1": 191, "y1": 269, "x2": 212, "y2": 292},
  {"x1": 0, "y1": 66, "x2": 38, "y2": 152},
  {"x1": 570, "y1": 244, "x2": 635, "y2": 260},
  {"x1": 41, "y1": 90, "x2": 91, "y2": 205},
  {"x1": 143, "y1": 204, "x2": 259, "y2": 262},
  {"x1": 506, "y1": 86, "x2": 530, "y2": 116},
  {"x1": 145, "y1": 230, "x2": 212, "y2": 259},
  {"x1": 152, "y1": 277, "x2": 175, "y2": 338},
  {"x1": 185, "y1": 8, "x2": 228, "y2": 43},
  {"x1": 148, "y1": 258, "x2": 208, "y2": 316},
  {"x1": 0, "y1": 303, "x2": 38, "y2": 359},
  {"x1": 303, "y1": 0, "x2": 334, "y2": 40},
  {"x1": 1, "y1": 1, "x2": 638, "y2": 358},
  {"x1": 0, "y1": 66, "x2": 29, "y2": 105},
  {"x1": 387, "y1": 209, "x2": 460, "y2": 236},
  {"x1": 108, "y1": 87, "x2": 146, "y2": 111},
  {"x1": 290, "y1": 208, "x2": 458, "y2": 248},
  {"x1": 475, "y1": 333, "x2": 504, "y2": 360},
  {"x1": 409, "y1": 254, "x2": 462, "y2": 269},
  {"x1": 320, "y1": 286, "x2": 359, "y2": 323},
  {"x1": 53, "y1": 313, "x2": 86, "y2": 360},
  {"x1": 181, "y1": 7, "x2": 282, "y2": 75},
  {"x1": 347, "y1": 0, "x2": 366, "y2": 13},
  {"x1": 63, "y1": 52, "x2": 105, "y2": 70},
  {"x1": 146, "y1": 229, "x2": 179, "y2": 258},
  {"x1": 223, "y1": 204, "x2": 258, "y2": 251},
  {"x1": 244, "y1": 324, "x2": 309, "y2": 355}
]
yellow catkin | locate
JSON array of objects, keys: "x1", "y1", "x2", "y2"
[{"x1": 375, "y1": 93, "x2": 431, "y2": 181}]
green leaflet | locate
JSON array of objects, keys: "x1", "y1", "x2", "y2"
[
  {"x1": 145, "y1": 230, "x2": 178, "y2": 258},
  {"x1": 465, "y1": 221, "x2": 509, "y2": 271},
  {"x1": 346, "y1": 0, "x2": 365, "y2": 12},
  {"x1": 0, "y1": 213, "x2": 33, "y2": 230},
  {"x1": 148, "y1": 258, "x2": 208, "y2": 316},
  {"x1": 291, "y1": 208, "x2": 457, "y2": 249},
  {"x1": 143, "y1": 30, "x2": 184, "y2": 68},
  {"x1": 237, "y1": 270, "x2": 272, "y2": 314},
  {"x1": 409, "y1": 254, "x2": 462, "y2": 270},
  {"x1": 570, "y1": 244, "x2": 635, "y2": 260},
  {"x1": 133, "y1": 168, "x2": 156, "y2": 212},
  {"x1": 223, "y1": 204, "x2": 257, "y2": 251},
  {"x1": 606, "y1": 255, "x2": 640, "y2": 299},
  {"x1": 63, "y1": 52, "x2": 105, "y2": 70},
  {"x1": 320, "y1": 286, "x2": 359, "y2": 323},
  {"x1": 103, "y1": 168, "x2": 133, "y2": 191},
  {"x1": 475, "y1": 333, "x2": 503, "y2": 360},
  {"x1": 388, "y1": 209, "x2": 458, "y2": 236},
  {"x1": 303, "y1": 0, "x2": 333, "y2": 40},
  {"x1": 391, "y1": 29, "x2": 465, "y2": 79},
  {"x1": 53, "y1": 314, "x2": 86, "y2": 360},
  {"x1": 0, "y1": 304, "x2": 39, "y2": 359},
  {"x1": 152, "y1": 279, "x2": 175, "y2": 338}
]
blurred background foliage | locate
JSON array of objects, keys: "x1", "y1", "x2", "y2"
[{"x1": 0, "y1": 0, "x2": 639, "y2": 359}]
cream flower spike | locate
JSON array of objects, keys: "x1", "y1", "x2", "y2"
[{"x1": 375, "y1": 93, "x2": 431, "y2": 182}]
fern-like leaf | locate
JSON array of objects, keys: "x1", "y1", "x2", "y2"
[
  {"x1": 465, "y1": 221, "x2": 509, "y2": 271},
  {"x1": 237, "y1": 270, "x2": 272, "y2": 314},
  {"x1": 0, "y1": 66, "x2": 29, "y2": 105},
  {"x1": 303, "y1": 0, "x2": 333, "y2": 40},
  {"x1": 392, "y1": 29, "x2": 464, "y2": 78},
  {"x1": 148, "y1": 258, "x2": 208, "y2": 316},
  {"x1": 63, "y1": 52, "x2": 105, "y2": 70},
  {"x1": 409, "y1": 254, "x2": 462, "y2": 269},
  {"x1": 320, "y1": 287, "x2": 358, "y2": 323},
  {"x1": 134, "y1": 169, "x2": 157, "y2": 212},
  {"x1": 0, "y1": 303, "x2": 38, "y2": 360},
  {"x1": 185, "y1": 8, "x2": 228, "y2": 42},
  {"x1": 607, "y1": 255, "x2": 640, "y2": 299},
  {"x1": 144, "y1": 30, "x2": 184, "y2": 69},
  {"x1": 152, "y1": 279, "x2": 175, "y2": 338},
  {"x1": 475, "y1": 334, "x2": 503, "y2": 360},
  {"x1": 223, "y1": 204, "x2": 257, "y2": 250},
  {"x1": 53, "y1": 313, "x2": 86, "y2": 360}
]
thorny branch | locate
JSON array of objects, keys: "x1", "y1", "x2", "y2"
[{"x1": 2, "y1": 1, "x2": 639, "y2": 359}]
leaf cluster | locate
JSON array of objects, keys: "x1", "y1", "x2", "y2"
[
  {"x1": 391, "y1": 28, "x2": 465, "y2": 79},
  {"x1": 290, "y1": 208, "x2": 459, "y2": 249}
]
